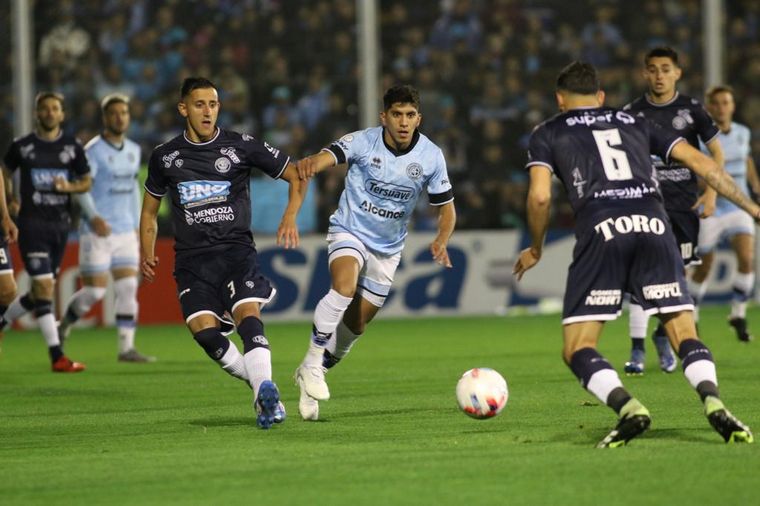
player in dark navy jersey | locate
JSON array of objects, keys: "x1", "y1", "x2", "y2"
[
  {"x1": 1, "y1": 92, "x2": 92, "y2": 372},
  {"x1": 0, "y1": 173, "x2": 18, "y2": 353},
  {"x1": 622, "y1": 46, "x2": 725, "y2": 375},
  {"x1": 514, "y1": 62, "x2": 755, "y2": 447},
  {"x1": 140, "y1": 77, "x2": 307, "y2": 429}
]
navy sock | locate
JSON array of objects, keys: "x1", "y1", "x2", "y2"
[
  {"x1": 193, "y1": 328, "x2": 230, "y2": 360},
  {"x1": 238, "y1": 316, "x2": 269, "y2": 353}
]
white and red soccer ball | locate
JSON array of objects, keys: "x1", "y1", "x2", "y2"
[{"x1": 456, "y1": 368, "x2": 509, "y2": 419}]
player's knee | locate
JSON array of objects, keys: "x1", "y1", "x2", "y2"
[
  {"x1": 193, "y1": 327, "x2": 229, "y2": 359},
  {"x1": 31, "y1": 280, "x2": 54, "y2": 300},
  {"x1": 238, "y1": 316, "x2": 270, "y2": 353},
  {"x1": 332, "y1": 282, "x2": 356, "y2": 299},
  {"x1": 114, "y1": 277, "x2": 138, "y2": 314},
  {"x1": 0, "y1": 280, "x2": 17, "y2": 305},
  {"x1": 33, "y1": 298, "x2": 53, "y2": 318},
  {"x1": 82, "y1": 286, "x2": 107, "y2": 306}
]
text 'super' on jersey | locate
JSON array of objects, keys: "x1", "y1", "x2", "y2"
[
  {"x1": 623, "y1": 93, "x2": 719, "y2": 212},
  {"x1": 145, "y1": 128, "x2": 289, "y2": 254},
  {"x1": 526, "y1": 106, "x2": 683, "y2": 231},
  {"x1": 3, "y1": 132, "x2": 90, "y2": 224},
  {"x1": 325, "y1": 126, "x2": 453, "y2": 255}
]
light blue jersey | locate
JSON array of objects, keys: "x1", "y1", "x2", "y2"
[
  {"x1": 80, "y1": 135, "x2": 141, "y2": 233},
  {"x1": 325, "y1": 126, "x2": 453, "y2": 255},
  {"x1": 702, "y1": 122, "x2": 752, "y2": 216}
]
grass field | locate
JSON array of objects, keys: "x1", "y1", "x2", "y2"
[{"x1": 1, "y1": 305, "x2": 758, "y2": 505}]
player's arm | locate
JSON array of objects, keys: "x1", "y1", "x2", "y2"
[
  {"x1": 77, "y1": 192, "x2": 111, "y2": 237},
  {"x1": 295, "y1": 150, "x2": 337, "y2": 179},
  {"x1": 671, "y1": 141, "x2": 760, "y2": 219},
  {"x1": 513, "y1": 165, "x2": 552, "y2": 280},
  {"x1": 431, "y1": 201, "x2": 455, "y2": 268},
  {"x1": 693, "y1": 139, "x2": 724, "y2": 218},
  {"x1": 0, "y1": 173, "x2": 17, "y2": 243},
  {"x1": 746, "y1": 155, "x2": 760, "y2": 197},
  {"x1": 54, "y1": 173, "x2": 93, "y2": 193},
  {"x1": 276, "y1": 163, "x2": 307, "y2": 249},
  {"x1": 139, "y1": 192, "x2": 162, "y2": 282}
]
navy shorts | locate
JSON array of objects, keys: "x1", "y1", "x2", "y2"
[
  {"x1": 667, "y1": 209, "x2": 700, "y2": 267},
  {"x1": 563, "y1": 210, "x2": 694, "y2": 324},
  {"x1": 0, "y1": 238, "x2": 12, "y2": 274},
  {"x1": 174, "y1": 244, "x2": 275, "y2": 328},
  {"x1": 18, "y1": 218, "x2": 69, "y2": 278}
]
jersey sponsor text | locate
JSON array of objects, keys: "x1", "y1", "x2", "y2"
[{"x1": 594, "y1": 214, "x2": 666, "y2": 241}]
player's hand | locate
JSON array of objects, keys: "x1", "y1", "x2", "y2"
[
  {"x1": 1, "y1": 216, "x2": 17, "y2": 243},
  {"x1": 430, "y1": 240, "x2": 452, "y2": 268},
  {"x1": 53, "y1": 176, "x2": 71, "y2": 193},
  {"x1": 513, "y1": 247, "x2": 541, "y2": 281},
  {"x1": 141, "y1": 256, "x2": 159, "y2": 282},
  {"x1": 7, "y1": 199, "x2": 19, "y2": 217},
  {"x1": 296, "y1": 157, "x2": 317, "y2": 180},
  {"x1": 90, "y1": 216, "x2": 111, "y2": 237},
  {"x1": 276, "y1": 216, "x2": 299, "y2": 249},
  {"x1": 693, "y1": 192, "x2": 716, "y2": 218}
]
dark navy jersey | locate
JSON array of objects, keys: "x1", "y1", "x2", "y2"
[
  {"x1": 3, "y1": 132, "x2": 90, "y2": 224},
  {"x1": 623, "y1": 93, "x2": 719, "y2": 211},
  {"x1": 526, "y1": 106, "x2": 683, "y2": 230},
  {"x1": 145, "y1": 128, "x2": 289, "y2": 255}
]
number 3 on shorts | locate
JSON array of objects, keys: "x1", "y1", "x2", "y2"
[{"x1": 227, "y1": 280, "x2": 236, "y2": 298}]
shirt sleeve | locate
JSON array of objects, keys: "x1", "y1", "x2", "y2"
[
  {"x1": 71, "y1": 141, "x2": 91, "y2": 177},
  {"x1": 3, "y1": 141, "x2": 20, "y2": 172},
  {"x1": 144, "y1": 148, "x2": 168, "y2": 197},
  {"x1": 427, "y1": 149, "x2": 454, "y2": 206},
  {"x1": 646, "y1": 118, "x2": 684, "y2": 163},
  {"x1": 239, "y1": 133, "x2": 290, "y2": 179},
  {"x1": 84, "y1": 146, "x2": 100, "y2": 179},
  {"x1": 325, "y1": 130, "x2": 368, "y2": 165},
  {"x1": 525, "y1": 124, "x2": 555, "y2": 173},
  {"x1": 693, "y1": 102, "x2": 720, "y2": 145}
]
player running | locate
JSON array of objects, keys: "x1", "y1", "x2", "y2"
[
  {"x1": 294, "y1": 85, "x2": 456, "y2": 421},
  {"x1": 514, "y1": 61, "x2": 754, "y2": 447},
  {"x1": 140, "y1": 77, "x2": 306, "y2": 429}
]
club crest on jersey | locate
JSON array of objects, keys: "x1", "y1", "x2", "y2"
[
  {"x1": 672, "y1": 109, "x2": 694, "y2": 130},
  {"x1": 406, "y1": 163, "x2": 423, "y2": 180},
  {"x1": 20, "y1": 144, "x2": 35, "y2": 159},
  {"x1": 163, "y1": 150, "x2": 180, "y2": 168},
  {"x1": 178, "y1": 180, "x2": 231, "y2": 208},
  {"x1": 242, "y1": 133, "x2": 254, "y2": 142},
  {"x1": 59, "y1": 145, "x2": 76, "y2": 164},
  {"x1": 220, "y1": 147, "x2": 240, "y2": 164},
  {"x1": 175, "y1": 158, "x2": 184, "y2": 168},
  {"x1": 214, "y1": 157, "x2": 232, "y2": 173}
]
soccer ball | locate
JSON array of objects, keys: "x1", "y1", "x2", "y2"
[{"x1": 456, "y1": 368, "x2": 508, "y2": 419}]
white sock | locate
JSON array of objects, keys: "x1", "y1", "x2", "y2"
[
  {"x1": 117, "y1": 326, "x2": 136, "y2": 354},
  {"x1": 305, "y1": 289, "x2": 353, "y2": 365},
  {"x1": 327, "y1": 320, "x2": 361, "y2": 360},
  {"x1": 244, "y1": 348, "x2": 272, "y2": 398},
  {"x1": 218, "y1": 342, "x2": 249, "y2": 382},
  {"x1": 731, "y1": 272, "x2": 754, "y2": 318},
  {"x1": 37, "y1": 312, "x2": 60, "y2": 347},
  {"x1": 629, "y1": 303, "x2": 648, "y2": 339},
  {"x1": 683, "y1": 360, "x2": 718, "y2": 389},
  {"x1": 586, "y1": 369, "x2": 624, "y2": 405},
  {"x1": 5, "y1": 294, "x2": 31, "y2": 323}
]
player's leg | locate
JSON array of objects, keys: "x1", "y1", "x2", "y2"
[
  {"x1": 0, "y1": 244, "x2": 17, "y2": 350},
  {"x1": 625, "y1": 301, "x2": 648, "y2": 375},
  {"x1": 59, "y1": 232, "x2": 109, "y2": 342},
  {"x1": 728, "y1": 231, "x2": 754, "y2": 341},
  {"x1": 659, "y1": 310, "x2": 753, "y2": 443},
  {"x1": 111, "y1": 231, "x2": 151, "y2": 360},
  {"x1": 690, "y1": 214, "x2": 720, "y2": 322},
  {"x1": 297, "y1": 233, "x2": 366, "y2": 401}
]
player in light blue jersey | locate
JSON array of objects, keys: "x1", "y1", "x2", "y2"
[
  {"x1": 58, "y1": 94, "x2": 154, "y2": 362},
  {"x1": 294, "y1": 85, "x2": 456, "y2": 420},
  {"x1": 690, "y1": 86, "x2": 759, "y2": 342}
]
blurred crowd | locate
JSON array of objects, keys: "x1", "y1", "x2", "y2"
[{"x1": 0, "y1": 0, "x2": 759, "y2": 232}]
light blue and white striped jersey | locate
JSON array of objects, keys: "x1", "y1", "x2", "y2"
[
  {"x1": 81, "y1": 135, "x2": 141, "y2": 233},
  {"x1": 324, "y1": 126, "x2": 453, "y2": 255},
  {"x1": 702, "y1": 122, "x2": 752, "y2": 216}
]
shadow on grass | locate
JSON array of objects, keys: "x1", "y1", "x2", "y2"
[{"x1": 189, "y1": 417, "x2": 256, "y2": 429}]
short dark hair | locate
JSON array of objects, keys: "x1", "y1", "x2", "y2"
[
  {"x1": 180, "y1": 77, "x2": 217, "y2": 99},
  {"x1": 556, "y1": 61, "x2": 600, "y2": 95},
  {"x1": 645, "y1": 46, "x2": 679, "y2": 66},
  {"x1": 100, "y1": 93, "x2": 129, "y2": 113},
  {"x1": 705, "y1": 84, "x2": 734, "y2": 102},
  {"x1": 35, "y1": 91, "x2": 64, "y2": 109},
  {"x1": 383, "y1": 85, "x2": 420, "y2": 110}
]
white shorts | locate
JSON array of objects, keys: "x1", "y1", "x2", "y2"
[
  {"x1": 698, "y1": 209, "x2": 755, "y2": 253},
  {"x1": 79, "y1": 231, "x2": 140, "y2": 275},
  {"x1": 326, "y1": 232, "x2": 401, "y2": 307}
]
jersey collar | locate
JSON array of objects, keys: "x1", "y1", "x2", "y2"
[
  {"x1": 644, "y1": 91, "x2": 679, "y2": 107},
  {"x1": 183, "y1": 127, "x2": 220, "y2": 145},
  {"x1": 382, "y1": 128, "x2": 420, "y2": 157}
]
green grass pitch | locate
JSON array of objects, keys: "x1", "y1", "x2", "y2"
[{"x1": 1, "y1": 306, "x2": 758, "y2": 505}]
